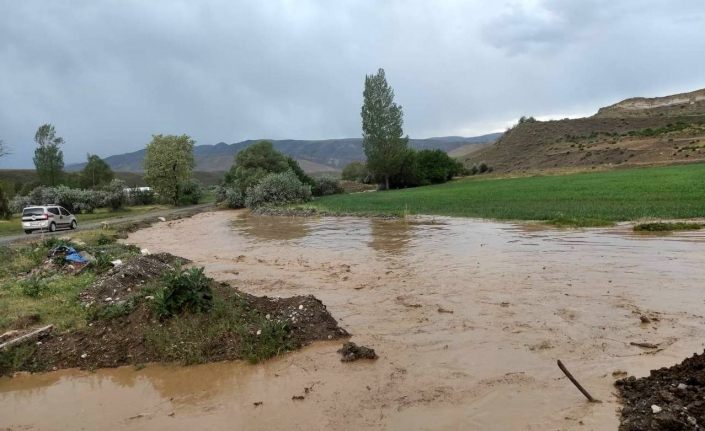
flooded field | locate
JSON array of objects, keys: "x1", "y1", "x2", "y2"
[{"x1": 2, "y1": 210, "x2": 705, "y2": 430}]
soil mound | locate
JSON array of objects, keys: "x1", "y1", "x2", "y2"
[
  {"x1": 79, "y1": 253, "x2": 189, "y2": 305},
  {"x1": 3, "y1": 256, "x2": 348, "y2": 375},
  {"x1": 616, "y1": 351, "x2": 705, "y2": 430},
  {"x1": 248, "y1": 294, "x2": 349, "y2": 345}
]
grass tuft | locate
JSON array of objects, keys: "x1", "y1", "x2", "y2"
[{"x1": 633, "y1": 222, "x2": 703, "y2": 232}]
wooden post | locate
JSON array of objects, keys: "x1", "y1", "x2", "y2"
[{"x1": 557, "y1": 359, "x2": 601, "y2": 403}]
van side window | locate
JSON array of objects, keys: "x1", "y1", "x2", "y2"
[
  {"x1": 48, "y1": 207, "x2": 60, "y2": 216},
  {"x1": 59, "y1": 207, "x2": 69, "y2": 216}
]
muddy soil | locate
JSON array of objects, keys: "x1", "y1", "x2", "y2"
[
  {"x1": 2, "y1": 211, "x2": 705, "y2": 430},
  {"x1": 2, "y1": 251, "x2": 346, "y2": 375},
  {"x1": 616, "y1": 352, "x2": 705, "y2": 430}
]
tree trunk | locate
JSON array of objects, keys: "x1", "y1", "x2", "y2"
[{"x1": 384, "y1": 175, "x2": 389, "y2": 191}]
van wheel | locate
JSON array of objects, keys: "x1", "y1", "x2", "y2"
[
  {"x1": 24, "y1": 230, "x2": 32, "y2": 235},
  {"x1": 49, "y1": 222, "x2": 56, "y2": 232},
  {"x1": 70, "y1": 220, "x2": 77, "y2": 230}
]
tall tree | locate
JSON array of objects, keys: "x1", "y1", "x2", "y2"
[
  {"x1": 0, "y1": 139, "x2": 8, "y2": 159},
  {"x1": 361, "y1": 68, "x2": 408, "y2": 190},
  {"x1": 144, "y1": 134, "x2": 195, "y2": 205},
  {"x1": 80, "y1": 154, "x2": 114, "y2": 188},
  {"x1": 33, "y1": 124, "x2": 65, "y2": 186}
]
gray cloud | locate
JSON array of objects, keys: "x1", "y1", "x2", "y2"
[{"x1": 1, "y1": 0, "x2": 704, "y2": 167}]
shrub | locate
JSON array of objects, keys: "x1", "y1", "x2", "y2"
[
  {"x1": 177, "y1": 179, "x2": 202, "y2": 206},
  {"x1": 416, "y1": 149, "x2": 460, "y2": 184},
  {"x1": 478, "y1": 162, "x2": 489, "y2": 174},
  {"x1": 154, "y1": 267, "x2": 213, "y2": 318},
  {"x1": 127, "y1": 188, "x2": 156, "y2": 206},
  {"x1": 286, "y1": 156, "x2": 315, "y2": 187},
  {"x1": 244, "y1": 171, "x2": 312, "y2": 208},
  {"x1": 341, "y1": 161, "x2": 370, "y2": 183},
  {"x1": 225, "y1": 187, "x2": 245, "y2": 208},
  {"x1": 103, "y1": 179, "x2": 127, "y2": 210},
  {"x1": 312, "y1": 177, "x2": 343, "y2": 196},
  {"x1": 0, "y1": 186, "x2": 11, "y2": 219},
  {"x1": 20, "y1": 277, "x2": 46, "y2": 298}
]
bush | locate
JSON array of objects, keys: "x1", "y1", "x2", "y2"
[
  {"x1": 286, "y1": 156, "x2": 315, "y2": 187},
  {"x1": 177, "y1": 179, "x2": 202, "y2": 206},
  {"x1": 0, "y1": 186, "x2": 11, "y2": 219},
  {"x1": 103, "y1": 179, "x2": 127, "y2": 210},
  {"x1": 127, "y1": 188, "x2": 156, "y2": 206},
  {"x1": 312, "y1": 177, "x2": 343, "y2": 196},
  {"x1": 11, "y1": 186, "x2": 109, "y2": 214},
  {"x1": 244, "y1": 171, "x2": 312, "y2": 208},
  {"x1": 416, "y1": 149, "x2": 461, "y2": 184},
  {"x1": 341, "y1": 161, "x2": 370, "y2": 183},
  {"x1": 154, "y1": 267, "x2": 213, "y2": 318},
  {"x1": 225, "y1": 187, "x2": 245, "y2": 208}
]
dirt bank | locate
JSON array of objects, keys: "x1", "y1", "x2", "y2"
[
  {"x1": 3, "y1": 210, "x2": 705, "y2": 430},
  {"x1": 1, "y1": 249, "x2": 347, "y2": 376}
]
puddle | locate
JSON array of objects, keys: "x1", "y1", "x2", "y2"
[{"x1": 3, "y1": 211, "x2": 705, "y2": 430}]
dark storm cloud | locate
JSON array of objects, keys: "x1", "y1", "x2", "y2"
[{"x1": 1, "y1": 0, "x2": 704, "y2": 167}]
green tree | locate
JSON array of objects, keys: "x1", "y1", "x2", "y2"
[
  {"x1": 0, "y1": 139, "x2": 8, "y2": 159},
  {"x1": 144, "y1": 134, "x2": 195, "y2": 205},
  {"x1": 341, "y1": 161, "x2": 369, "y2": 182},
  {"x1": 361, "y1": 68, "x2": 408, "y2": 190},
  {"x1": 80, "y1": 154, "x2": 114, "y2": 188},
  {"x1": 225, "y1": 140, "x2": 289, "y2": 193},
  {"x1": 33, "y1": 124, "x2": 65, "y2": 186}
]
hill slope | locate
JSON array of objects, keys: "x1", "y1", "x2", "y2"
[
  {"x1": 68, "y1": 134, "x2": 502, "y2": 173},
  {"x1": 466, "y1": 88, "x2": 705, "y2": 173}
]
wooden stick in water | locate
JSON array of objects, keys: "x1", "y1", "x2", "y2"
[{"x1": 557, "y1": 359, "x2": 601, "y2": 403}]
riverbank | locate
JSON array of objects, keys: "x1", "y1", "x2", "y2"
[{"x1": 0, "y1": 213, "x2": 347, "y2": 376}]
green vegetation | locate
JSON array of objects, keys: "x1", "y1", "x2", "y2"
[
  {"x1": 153, "y1": 266, "x2": 213, "y2": 318},
  {"x1": 144, "y1": 134, "x2": 196, "y2": 205},
  {"x1": 0, "y1": 204, "x2": 168, "y2": 236},
  {"x1": 300, "y1": 164, "x2": 705, "y2": 225},
  {"x1": 145, "y1": 295, "x2": 289, "y2": 364},
  {"x1": 80, "y1": 154, "x2": 114, "y2": 188},
  {"x1": 341, "y1": 161, "x2": 370, "y2": 183},
  {"x1": 633, "y1": 222, "x2": 703, "y2": 232},
  {"x1": 362, "y1": 68, "x2": 408, "y2": 190},
  {"x1": 218, "y1": 140, "x2": 341, "y2": 208},
  {"x1": 33, "y1": 124, "x2": 65, "y2": 186}
]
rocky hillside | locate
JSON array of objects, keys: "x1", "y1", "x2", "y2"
[
  {"x1": 466, "y1": 88, "x2": 705, "y2": 173},
  {"x1": 68, "y1": 134, "x2": 502, "y2": 173}
]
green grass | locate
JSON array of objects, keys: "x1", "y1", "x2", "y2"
[
  {"x1": 301, "y1": 164, "x2": 705, "y2": 226},
  {"x1": 0, "y1": 205, "x2": 168, "y2": 236},
  {"x1": 633, "y1": 222, "x2": 703, "y2": 232}
]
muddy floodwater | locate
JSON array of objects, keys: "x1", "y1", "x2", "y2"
[{"x1": 3, "y1": 211, "x2": 705, "y2": 430}]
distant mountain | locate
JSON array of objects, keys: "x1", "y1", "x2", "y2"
[{"x1": 67, "y1": 134, "x2": 502, "y2": 173}]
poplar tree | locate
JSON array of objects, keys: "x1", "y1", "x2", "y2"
[{"x1": 361, "y1": 68, "x2": 408, "y2": 190}]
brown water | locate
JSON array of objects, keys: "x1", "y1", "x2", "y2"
[{"x1": 3, "y1": 211, "x2": 705, "y2": 430}]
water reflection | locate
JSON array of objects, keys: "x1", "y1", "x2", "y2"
[
  {"x1": 232, "y1": 215, "x2": 419, "y2": 255},
  {"x1": 367, "y1": 218, "x2": 413, "y2": 254},
  {"x1": 232, "y1": 215, "x2": 311, "y2": 241}
]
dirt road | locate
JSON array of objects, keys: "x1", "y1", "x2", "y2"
[
  {"x1": 2, "y1": 210, "x2": 705, "y2": 430},
  {"x1": 0, "y1": 204, "x2": 213, "y2": 245}
]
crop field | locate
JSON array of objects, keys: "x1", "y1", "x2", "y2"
[{"x1": 303, "y1": 163, "x2": 705, "y2": 225}]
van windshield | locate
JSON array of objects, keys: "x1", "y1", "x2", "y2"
[{"x1": 22, "y1": 207, "x2": 44, "y2": 216}]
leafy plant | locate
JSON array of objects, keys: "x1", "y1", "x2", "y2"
[
  {"x1": 244, "y1": 171, "x2": 312, "y2": 208},
  {"x1": 154, "y1": 266, "x2": 213, "y2": 318}
]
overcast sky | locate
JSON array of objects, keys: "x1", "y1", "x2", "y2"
[{"x1": 1, "y1": 0, "x2": 704, "y2": 168}]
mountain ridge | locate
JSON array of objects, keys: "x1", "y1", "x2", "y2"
[{"x1": 67, "y1": 134, "x2": 503, "y2": 173}]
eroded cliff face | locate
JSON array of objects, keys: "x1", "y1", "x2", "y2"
[{"x1": 595, "y1": 88, "x2": 705, "y2": 118}]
